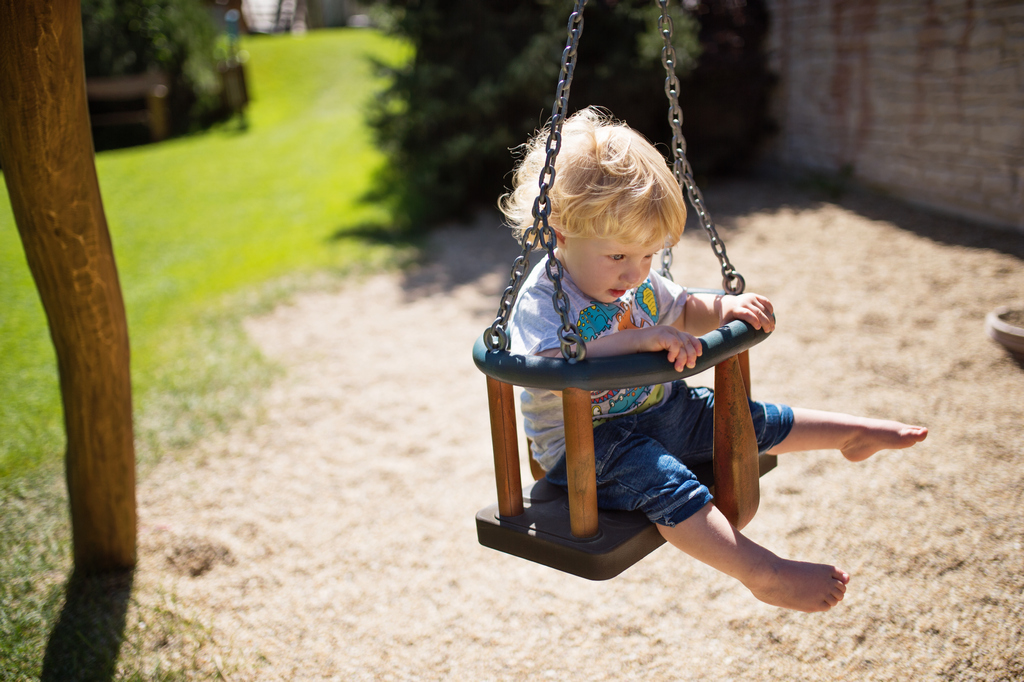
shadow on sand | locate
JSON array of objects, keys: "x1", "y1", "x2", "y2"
[
  {"x1": 700, "y1": 177, "x2": 1024, "y2": 261},
  {"x1": 382, "y1": 177, "x2": 1021, "y2": 308}
]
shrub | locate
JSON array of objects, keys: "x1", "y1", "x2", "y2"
[{"x1": 367, "y1": 0, "x2": 702, "y2": 227}]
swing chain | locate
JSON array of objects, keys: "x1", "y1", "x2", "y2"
[
  {"x1": 660, "y1": 243, "x2": 674, "y2": 282},
  {"x1": 657, "y1": 0, "x2": 745, "y2": 295},
  {"x1": 486, "y1": 0, "x2": 746, "y2": 356},
  {"x1": 485, "y1": 0, "x2": 589, "y2": 361}
]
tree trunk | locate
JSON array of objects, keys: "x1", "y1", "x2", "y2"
[{"x1": 0, "y1": 0, "x2": 137, "y2": 571}]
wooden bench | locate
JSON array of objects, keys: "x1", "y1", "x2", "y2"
[{"x1": 86, "y1": 72, "x2": 170, "y2": 142}]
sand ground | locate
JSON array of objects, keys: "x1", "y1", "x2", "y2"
[{"x1": 133, "y1": 179, "x2": 1024, "y2": 680}]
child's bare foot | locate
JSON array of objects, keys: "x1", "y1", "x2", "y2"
[
  {"x1": 743, "y1": 555, "x2": 850, "y2": 613},
  {"x1": 841, "y1": 419, "x2": 928, "y2": 462}
]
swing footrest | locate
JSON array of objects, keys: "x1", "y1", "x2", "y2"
[{"x1": 476, "y1": 455, "x2": 777, "y2": 581}]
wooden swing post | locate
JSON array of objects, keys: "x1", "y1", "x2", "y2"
[
  {"x1": 562, "y1": 387, "x2": 599, "y2": 538},
  {"x1": 712, "y1": 352, "x2": 760, "y2": 530},
  {"x1": 738, "y1": 349, "x2": 751, "y2": 398},
  {"x1": 485, "y1": 377, "x2": 523, "y2": 518},
  {"x1": 0, "y1": 0, "x2": 137, "y2": 571}
]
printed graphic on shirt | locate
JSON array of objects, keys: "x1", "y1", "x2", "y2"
[
  {"x1": 636, "y1": 281, "x2": 658, "y2": 321},
  {"x1": 577, "y1": 301, "x2": 622, "y2": 341},
  {"x1": 591, "y1": 385, "x2": 648, "y2": 415},
  {"x1": 578, "y1": 280, "x2": 664, "y2": 418},
  {"x1": 618, "y1": 281, "x2": 659, "y2": 332}
]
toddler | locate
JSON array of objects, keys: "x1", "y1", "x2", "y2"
[{"x1": 502, "y1": 108, "x2": 927, "y2": 612}]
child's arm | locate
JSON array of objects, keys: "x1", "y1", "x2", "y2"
[
  {"x1": 671, "y1": 292, "x2": 776, "y2": 337},
  {"x1": 532, "y1": 293, "x2": 774, "y2": 373},
  {"x1": 537, "y1": 325, "x2": 704, "y2": 372}
]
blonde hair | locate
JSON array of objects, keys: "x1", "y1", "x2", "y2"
[{"x1": 500, "y1": 107, "x2": 686, "y2": 247}]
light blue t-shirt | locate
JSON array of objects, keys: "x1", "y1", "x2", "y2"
[{"x1": 509, "y1": 254, "x2": 688, "y2": 471}]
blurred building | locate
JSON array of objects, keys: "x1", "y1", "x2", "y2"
[
  {"x1": 764, "y1": 0, "x2": 1023, "y2": 231},
  {"x1": 241, "y1": 0, "x2": 370, "y2": 33}
]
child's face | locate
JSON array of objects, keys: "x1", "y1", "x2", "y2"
[{"x1": 555, "y1": 233, "x2": 662, "y2": 303}]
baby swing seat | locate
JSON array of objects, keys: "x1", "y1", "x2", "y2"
[{"x1": 474, "y1": 320, "x2": 776, "y2": 580}]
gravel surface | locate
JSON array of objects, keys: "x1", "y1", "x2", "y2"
[{"x1": 134, "y1": 179, "x2": 1024, "y2": 680}]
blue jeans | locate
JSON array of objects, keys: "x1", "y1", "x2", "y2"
[{"x1": 545, "y1": 381, "x2": 794, "y2": 527}]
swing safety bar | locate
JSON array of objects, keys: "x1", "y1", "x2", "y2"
[{"x1": 472, "y1": 318, "x2": 769, "y2": 391}]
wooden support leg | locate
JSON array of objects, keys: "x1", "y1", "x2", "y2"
[
  {"x1": 738, "y1": 349, "x2": 751, "y2": 398},
  {"x1": 562, "y1": 388, "x2": 599, "y2": 538},
  {"x1": 713, "y1": 355, "x2": 760, "y2": 531},
  {"x1": 0, "y1": 0, "x2": 137, "y2": 572},
  {"x1": 486, "y1": 377, "x2": 523, "y2": 517}
]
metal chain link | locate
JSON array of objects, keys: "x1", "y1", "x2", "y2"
[
  {"x1": 657, "y1": 0, "x2": 745, "y2": 294},
  {"x1": 659, "y1": 242, "x2": 674, "y2": 281},
  {"x1": 485, "y1": 0, "x2": 589, "y2": 361}
]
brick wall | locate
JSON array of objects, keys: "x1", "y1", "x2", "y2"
[{"x1": 763, "y1": 0, "x2": 1024, "y2": 231}]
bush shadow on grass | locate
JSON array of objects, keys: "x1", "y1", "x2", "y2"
[{"x1": 41, "y1": 569, "x2": 133, "y2": 682}]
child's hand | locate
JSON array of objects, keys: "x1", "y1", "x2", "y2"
[
  {"x1": 720, "y1": 293, "x2": 775, "y2": 333},
  {"x1": 632, "y1": 326, "x2": 703, "y2": 372}
]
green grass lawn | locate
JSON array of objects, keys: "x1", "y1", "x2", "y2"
[
  {"x1": 0, "y1": 28, "x2": 411, "y2": 678},
  {"x1": 1, "y1": 28, "x2": 412, "y2": 478}
]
